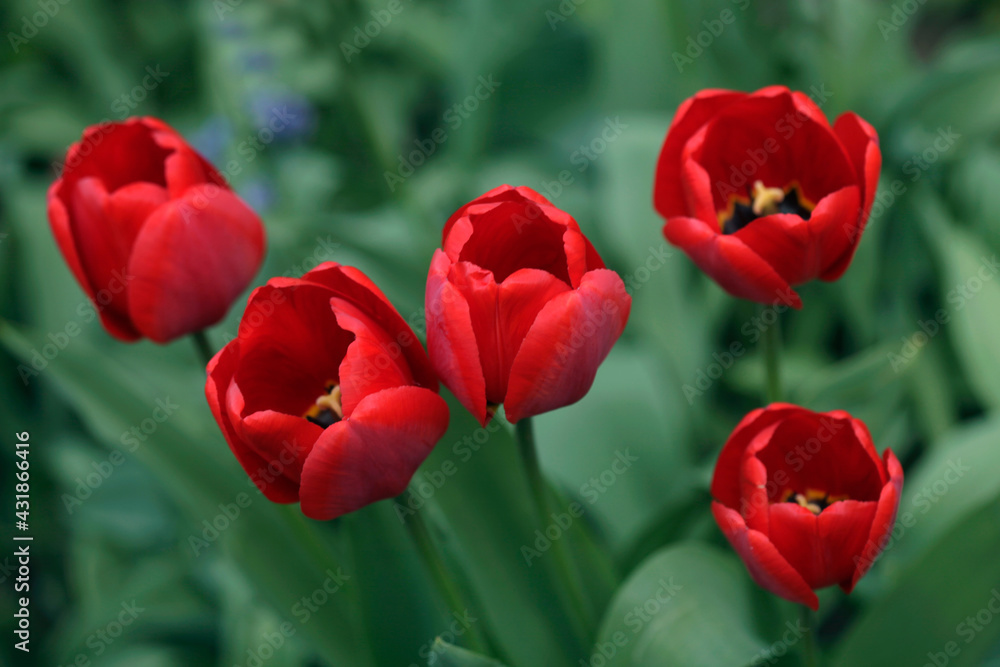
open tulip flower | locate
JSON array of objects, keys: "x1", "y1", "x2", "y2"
[
  {"x1": 425, "y1": 185, "x2": 631, "y2": 426},
  {"x1": 711, "y1": 404, "x2": 903, "y2": 610},
  {"x1": 48, "y1": 117, "x2": 266, "y2": 343},
  {"x1": 205, "y1": 262, "x2": 449, "y2": 521},
  {"x1": 654, "y1": 86, "x2": 881, "y2": 309}
]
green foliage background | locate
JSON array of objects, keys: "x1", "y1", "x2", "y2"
[{"x1": 1, "y1": 0, "x2": 1000, "y2": 665}]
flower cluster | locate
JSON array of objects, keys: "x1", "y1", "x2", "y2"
[{"x1": 49, "y1": 85, "x2": 900, "y2": 607}]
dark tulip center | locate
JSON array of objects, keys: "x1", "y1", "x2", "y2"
[
  {"x1": 720, "y1": 180, "x2": 814, "y2": 235},
  {"x1": 782, "y1": 489, "x2": 847, "y2": 515},
  {"x1": 304, "y1": 382, "x2": 343, "y2": 428}
]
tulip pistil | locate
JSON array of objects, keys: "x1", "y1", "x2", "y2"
[
  {"x1": 751, "y1": 181, "x2": 786, "y2": 216},
  {"x1": 304, "y1": 383, "x2": 343, "y2": 428},
  {"x1": 719, "y1": 181, "x2": 815, "y2": 234},
  {"x1": 783, "y1": 489, "x2": 847, "y2": 515}
]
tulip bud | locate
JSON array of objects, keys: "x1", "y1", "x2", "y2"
[
  {"x1": 48, "y1": 117, "x2": 266, "y2": 343},
  {"x1": 425, "y1": 185, "x2": 631, "y2": 425}
]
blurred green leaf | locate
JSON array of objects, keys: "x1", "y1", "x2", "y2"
[
  {"x1": 595, "y1": 542, "x2": 769, "y2": 667},
  {"x1": 536, "y1": 345, "x2": 695, "y2": 555},
  {"x1": 882, "y1": 415, "x2": 1000, "y2": 570},
  {"x1": 418, "y1": 400, "x2": 593, "y2": 667},
  {"x1": 0, "y1": 323, "x2": 371, "y2": 666},
  {"x1": 429, "y1": 638, "x2": 507, "y2": 666},
  {"x1": 834, "y1": 506, "x2": 1000, "y2": 667},
  {"x1": 790, "y1": 341, "x2": 911, "y2": 411},
  {"x1": 918, "y1": 196, "x2": 1000, "y2": 411}
]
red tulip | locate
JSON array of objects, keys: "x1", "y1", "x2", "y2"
[
  {"x1": 654, "y1": 86, "x2": 881, "y2": 309},
  {"x1": 205, "y1": 262, "x2": 449, "y2": 521},
  {"x1": 711, "y1": 404, "x2": 903, "y2": 609},
  {"x1": 426, "y1": 185, "x2": 630, "y2": 426},
  {"x1": 48, "y1": 117, "x2": 265, "y2": 343}
]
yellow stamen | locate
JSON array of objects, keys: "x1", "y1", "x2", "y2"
[
  {"x1": 793, "y1": 493, "x2": 823, "y2": 515},
  {"x1": 303, "y1": 383, "x2": 343, "y2": 424},
  {"x1": 751, "y1": 180, "x2": 786, "y2": 216},
  {"x1": 314, "y1": 385, "x2": 343, "y2": 419}
]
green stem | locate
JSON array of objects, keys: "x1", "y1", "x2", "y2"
[
  {"x1": 799, "y1": 605, "x2": 820, "y2": 667},
  {"x1": 515, "y1": 417, "x2": 593, "y2": 653},
  {"x1": 284, "y1": 505, "x2": 344, "y2": 576},
  {"x1": 191, "y1": 330, "x2": 215, "y2": 368},
  {"x1": 282, "y1": 507, "x2": 371, "y2": 649},
  {"x1": 399, "y1": 488, "x2": 490, "y2": 654},
  {"x1": 761, "y1": 306, "x2": 782, "y2": 404}
]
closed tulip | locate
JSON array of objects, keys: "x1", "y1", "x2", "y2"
[
  {"x1": 48, "y1": 117, "x2": 265, "y2": 343},
  {"x1": 425, "y1": 185, "x2": 631, "y2": 425}
]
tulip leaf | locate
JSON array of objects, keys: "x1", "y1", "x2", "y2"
[
  {"x1": 0, "y1": 322, "x2": 372, "y2": 667},
  {"x1": 873, "y1": 415, "x2": 1000, "y2": 575},
  {"x1": 342, "y1": 502, "x2": 447, "y2": 667},
  {"x1": 428, "y1": 639, "x2": 508, "y2": 666},
  {"x1": 595, "y1": 542, "x2": 770, "y2": 667},
  {"x1": 596, "y1": 116, "x2": 714, "y2": 383},
  {"x1": 419, "y1": 399, "x2": 604, "y2": 667},
  {"x1": 927, "y1": 212, "x2": 1000, "y2": 411},
  {"x1": 833, "y1": 506, "x2": 1000, "y2": 667},
  {"x1": 616, "y1": 485, "x2": 713, "y2": 575},
  {"x1": 790, "y1": 341, "x2": 911, "y2": 411},
  {"x1": 535, "y1": 345, "x2": 695, "y2": 556}
]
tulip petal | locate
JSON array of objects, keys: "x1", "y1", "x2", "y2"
[
  {"x1": 454, "y1": 200, "x2": 574, "y2": 285},
  {"x1": 426, "y1": 250, "x2": 489, "y2": 425},
  {"x1": 663, "y1": 217, "x2": 802, "y2": 308},
  {"x1": 333, "y1": 296, "x2": 415, "y2": 417},
  {"x1": 299, "y1": 386, "x2": 449, "y2": 521},
  {"x1": 127, "y1": 184, "x2": 265, "y2": 342},
  {"x1": 679, "y1": 135, "x2": 719, "y2": 226},
  {"x1": 47, "y1": 184, "x2": 90, "y2": 306},
  {"x1": 713, "y1": 405, "x2": 780, "y2": 507},
  {"x1": 768, "y1": 500, "x2": 877, "y2": 590},
  {"x1": 206, "y1": 343, "x2": 300, "y2": 503},
  {"x1": 563, "y1": 225, "x2": 606, "y2": 288},
  {"x1": 850, "y1": 418, "x2": 890, "y2": 488},
  {"x1": 234, "y1": 282, "x2": 354, "y2": 418},
  {"x1": 711, "y1": 403, "x2": 803, "y2": 507},
  {"x1": 105, "y1": 181, "x2": 169, "y2": 243},
  {"x1": 239, "y1": 410, "x2": 322, "y2": 484},
  {"x1": 497, "y1": 268, "x2": 573, "y2": 380},
  {"x1": 67, "y1": 177, "x2": 144, "y2": 340},
  {"x1": 151, "y1": 124, "x2": 229, "y2": 197},
  {"x1": 732, "y1": 186, "x2": 860, "y2": 286},
  {"x1": 60, "y1": 118, "x2": 171, "y2": 193},
  {"x1": 443, "y1": 184, "x2": 553, "y2": 242},
  {"x1": 504, "y1": 269, "x2": 630, "y2": 423},
  {"x1": 292, "y1": 262, "x2": 440, "y2": 391},
  {"x1": 754, "y1": 410, "x2": 885, "y2": 502},
  {"x1": 447, "y1": 262, "x2": 502, "y2": 403},
  {"x1": 654, "y1": 89, "x2": 747, "y2": 218},
  {"x1": 764, "y1": 503, "x2": 826, "y2": 589},
  {"x1": 692, "y1": 90, "x2": 856, "y2": 209},
  {"x1": 818, "y1": 500, "x2": 879, "y2": 587},
  {"x1": 740, "y1": 421, "x2": 782, "y2": 535},
  {"x1": 712, "y1": 501, "x2": 819, "y2": 610},
  {"x1": 846, "y1": 449, "x2": 903, "y2": 591},
  {"x1": 448, "y1": 263, "x2": 572, "y2": 407},
  {"x1": 825, "y1": 113, "x2": 882, "y2": 281}
]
